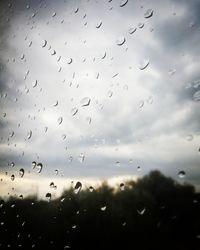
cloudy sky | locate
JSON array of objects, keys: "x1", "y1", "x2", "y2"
[{"x1": 0, "y1": 0, "x2": 200, "y2": 199}]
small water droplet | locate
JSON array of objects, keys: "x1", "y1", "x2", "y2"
[
  {"x1": 178, "y1": 170, "x2": 186, "y2": 178},
  {"x1": 67, "y1": 58, "x2": 73, "y2": 64},
  {"x1": 42, "y1": 40, "x2": 47, "y2": 47},
  {"x1": 100, "y1": 206, "x2": 107, "y2": 211},
  {"x1": 137, "y1": 207, "x2": 146, "y2": 215},
  {"x1": 19, "y1": 168, "x2": 24, "y2": 178},
  {"x1": 115, "y1": 161, "x2": 120, "y2": 167},
  {"x1": 138, "y1": 22, "x2": 144, "y2": 28},
  {"x1": 86, "y1": 116, "x2": 92, "y2": 124},
  {"x1": 52, "y1": 12, "x2": 56, "y2": 17},
  {"x1": 144, "y1": 9, "x2": 153, "y2": 18},
  {"x1": 193, "y1": 90, "x2": 200, "y2": 101},
  {"x1": 139, "y1": 59, "x2": 149, "y2": 70},
  {"x1": 36, "y1": 163, "x2": 43, "y2": 173},
  {"x1": 108, "y1": 90, "x2": 113, "y2": 97},
  {"x1": 57, "y1": 117, "x2": 63, "y2": 125},
  {"x1": 11, "y1": 174, "x2": 15, "y2": 181},
  {"x1": 68, "y1": 156, "x2": 73, "y2": 162},
  {"x1": 45, "y1": 193, "x2": 51, "y2": 202},
  {"x1": 138, "y1": 100, "x2": 144, "y2": 108},
  {"x1": 32, "y1": 161, "x2": 36, "y2": 169},
  {"x1": 74, "y1": 7, "x2": 79, "y2": 13},
  {"x1": 20, "y1": 54, "x2": 25, "y2": 60},
  {"x1": 71, "y1": 108, "x2": 78, "y2": 116},
  {"x1": 116, "y1": 36, "x2": 126, "y2": 46},
  {"x1": 137, "y1": 166, "x2": 141, "y2": 171},
  {"x1": 89, "y1": 186, "x2": 94, "y2": 192},
  {"x1": 119, "y1": 0, "x2": 128, "y2": 7},
  {"x1": 96, "y1": 20, "x2": 102, "y2": 28},
  {"x1": 78, "y1": 153, "x2": 85, "y2": 163},
  {"x1": 186, "y1": 134, "x2": 193, "y2": 141},
  {"x1": 9, "y1": 131, "x2": 14, "y2": 137},
  {"x1": 50, "y1": 182, "x2": 54, "y2": 188},
  {"x1": 51, "y1": 50, "x2": 56, "y2": 56},
  {"x1": 54, "y1": 169, "x2": 58, "y2": 175},
  {"x1": 11, "y1": 162, "x2": 15, "y2": 167},
  {"x1": 74, "y1": 181, "x2": 82, "y2": 194},
  {"x1": 32, "y1": 80, "x2": 38, "y2": 88},
  {"x1": 80, "y1": 97, "x2": 91, "y2": 107},
  {"x1": 129, "y1": 27, "x2": 136, "y2": 34},
  {"x1": 27, "y1": 130, "x2": 32, "y2": 139},
  {"x1": 120, "y1": 183, "x2": 125, "y2": 191},
  {"x1": 52, "y1": 100, "x2": 58, "y2": 107}
]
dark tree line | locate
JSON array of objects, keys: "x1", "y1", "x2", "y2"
[{"x1": 0, "y1": 170, "x2": 200, "y2": 249}]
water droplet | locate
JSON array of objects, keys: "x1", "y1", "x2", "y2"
[
  {"x1": 44, "y1": 126, "x2": 48, "y2": 133},
  {"x1": 19, "y1": 168, "x2": 24, "y2": 178},
  {"x1": 52, "y1": 12, "x2": 56, "y2": 17},
  {"x1": 29, "y1": 41, "x2": 32, "y2": 47},
  {"x1": 27, "y1": 130, "x2": 32, "y2": 139},
  {"x1": 2, "y1": 113, "x2": 6, "y2": 117},
  {"x1": 96, "y1": 20, "x2": 102, "y2": 28},
  {"x1": 57, "y1": 117, "x2": 63, "y2": 125},
  {"x1": 11, "y1": 162, "x2": 15, "y2": 167},
  {"x1": 138, "y1": 100, "x2": 144, "y2": 108},
  {"x1": 32, "y1": 161, "x2": 36, "y2": 169},
  {"x1": 100, "y1": 206, "x2": 107, "y2": 211},
  {"x1": 50, "y1": 182, "x2": 54, "y2": 188},
  {"x1": 86, "y1": 117, "x2": 92, "y2": 124},
  {"x1": 137, "y1": 166, "x2": 141, "y2": 171},
  {"x1": 32, "y1": 80, "x2": 38, "y2": 88},
  {"x1": 115, "y1": 161, "x2": 120, "y2": 167},
  {"x1": 101, "y1": 51, "x2": 106, "y2": 59},
  {"x1": 74, "y1": 181, "x2": 82, "y2": 194},
  {"x1": 80, "y1": 97, "x2": 91, "y2": 107},
  {"x1": 108, "y1": 90, "x2": 113, "y2": 97},
  {"x1": 129, "y1": 27, "x2": 136, "y2": 34},
  {"x1": 139, "y1": 59, "x2": 149, "y2": 70},
  {"x1": 193, "y1": 90, "x2": 200, "y2": 101},
  {"x1": 178, "y1": 170, "x2": 186, "y2": 178},
  {"x1": 186, "y1": 134, "x2": 193, "y2": 141},
  {"x1": 11, "y1": 174, "x2": 15, "y2": 181},
  {"x1": 144, "y1": 9, "x2": 153, "y2": 18},
  {"x1": 116, "y1": 36, "x2": 126, "y2": 46},
  {"x1": 138, "y1": 22, "x2": 144, "y2": 29},
  {"x1": 42, "y1": 40, "x2": 47, "y2": 47},
  {"x1": 68, "y1": 156, "x2": 73, "y2": 162},
  {"x1": 89, "y1": 186, "x2": 94, "y2": 192},
  {"x1": 53, "y1": 100, "x2": 58, "y2": 107},
  {"x1": 67, "y1": 58, "x2": 73, "y2": 64},
  {"x1": 54, "y1": 169, "x2": 58, "y2": 175},
  {"x1": 137, "y1": 207, "x2": 146, "y2": 215},
  {"x1": 120, "y1": 183, "x2": 125, "y2": 191},
  {"x1": 36, "y1": 163, "x2": 43, "y2": 173},
  {"x1": 45, "y1": 193, "x2": 51, "y2": 202},
  {"x1": 119, "y1": 0, "x2": 128, "y2": 7},
  {"x1": 9, "y1": 131, "x2": 14, "y2": 137},
  {"x1": 20, "y1": 54, "x2": 25, "y2": 60},
  {"x1": 71, "y1": 108, "x2": 78, "y2": 116},
  {"x1": 51, "y1": 50, "x2": 56, "y2": 56},
  {"x1": 74, "y1": 7, "x2": 79, "y2": 13},
  {"x1": 78, "y1": 153, "x2": 85, "y2": 163}
]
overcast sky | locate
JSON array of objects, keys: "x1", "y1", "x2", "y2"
[{"x1": 0, "y1": 0, "x2": 200, "y2": 198}]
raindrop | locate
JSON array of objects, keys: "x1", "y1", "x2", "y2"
[
  {"x1": 71, "y1": 108, "x2": 78, "y2": 116},
  {"x1": 138, "y1": 22, "x2": 144, "y2": 28},
  {"x1": 32, "y1": 80, "x2": 38, "y2": 88},
  {"x1": 27, "y1": 130, "x2": 32, "y2": 139},
  {"x1": 116, "y1": 36, "x2": 126, "y2": 46},
  {"x1": 42, "y1": 40, "x2": 47, "y2": 47},
  {"x1": 67, "y1": 58, "x2": 73, "y2": 64},
  {"x1": 89, "y1": 186, "x2": 94, "y2": 192},
  {"x1": 52, "y1": 100, "x2": 58, "y2": 107},
  {"x1": 11, "y1": 162, "x2": 15, "y2": 167},
  {"x1": 74, "y1": 7, "x2": 79, "y2": 13},
  {"x1": 32, "y1": 161, "x2": 36, "y2": 169},
  {"x1": 45, "y1": 193, "x2": 51, "y2": 202},
  {"x1": 9, "y1": 131, "x2": 14, "y2": 137},
  {"x1": 11, "y1": 174, "x2": 15, "y2": 181},
  {"x1": 108, "y1": 90, "x2": 113, "y2": 97},
  {"x1": 100, "y1": 206, "x2": 107, "y2": 211},
  {"x1": 78, "y1": 153, "x2": 85, "y2": 163},
  {"x1": 178, "y1": 170, "x2": 186, "y2": 178},
  {"x1": 57, "y1": 117, "x2": 63, "y2": 125},
  {"x1": 36, "y1": 163, "x2": 43, "y2": 173},
  {"x1": 101, "y1": 51, "x2": 106, "y2": 59},
  {"x1": 193, "y1": 90, "x2": 200, "y2": 101},
  {"x1": 19, "y1": 195, "x2": 23, "y2": 199},
  {"x1": 129, "y1": 27, "x2": 136, "y2": 34},
  {"x1": 139, "y1": 59, "x2": 149, "y2": 70},
  {"x1": 119, "y1": 0, "x2": 128, "y2": 7},
  {"x1": 144, "y1": 9, "x2": 153, "y2": 18},
  {"x1": 137, "y1": 207, "x2": 146, "y2": 215},
  {"x1": 80, "y1": 97, "x2": 91, "y2": 107},
  {"x1": 51, "y1": 50, "x2": 56, "y2": 56},
  {"x1": 74, "y1": 181, "x2": 82, "y2": 194},
  {"x1": 138, "y1": 100, "x2": 144, "y2": 108},
  {"x1": 19, "y1": 168, "x2": 25, "y2": 178},
  {"x1": 50, "y1": 182, "x2": 54, "y2": 188},
  {"x1": 52, "y1": 12, "x2": 56, "y2": 17},
  {"x1": 120, "y1": 183, "x2": 125, "y2": 191},
  {"x1": 54, "y1": 169, "x2": 58, "y2": 175},
  {"x1": 96, "y1": 21, "x2": 102, "y2": 28},
  {"x1": 20, "y1": 54, "x2": 25, "y2": 60}
]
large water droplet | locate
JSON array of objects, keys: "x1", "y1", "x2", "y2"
[
  {"x1": 19, "y1": 168, "x2": 24, "y2": 178},
  {"x1": 139, "y1": 59, "x2": 149, "y2": 70},
  {"x1": 80, "y1": 97, "x2": 91, "y2": 107},
  {"x1": 36, "y1": 163, "x2": 43, "y2": 173},
  {"x1": 178, "y1": 171, "x2": 186, "y2": 178},
  {"x1": 119, "y1": 0, "x2": 128, "y2": 7},
  {"x1": 116, "y1": 36, "x2": 126, "y2": 46},
  {"x1": 74, "y1": 181, "x2": 82, "y2": 194},
  {"x1": 71, "y1": 108, "x2": 78, "y2": 116},
  {"x1": 193, "y1": 90, "x2": 200, "y2": 101},
  {"x1": 144, "y1": 9, "x2": 153, "y2": 18},
  {"x1": 57, "y1": 117, "x2": 63, "y2": 125}
]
